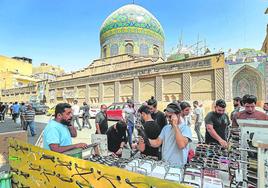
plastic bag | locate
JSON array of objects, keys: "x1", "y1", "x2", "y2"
[{"x1": 15, "y1": 117, "x2": 21, "y2": 125}]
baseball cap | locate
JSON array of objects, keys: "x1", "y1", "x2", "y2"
[
  {"x1": 127, "y1": 99, "x2": 134, "y2": 104},
  {"x1": 164, "y1": 102, "x2": 181, "y2": 113}
]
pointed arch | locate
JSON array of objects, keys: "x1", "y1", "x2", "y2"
[{"x1": 232, "y1": 65, "x2": 264, "y2": 100}]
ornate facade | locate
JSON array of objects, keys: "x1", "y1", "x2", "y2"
[
  {"x1": 100, "y1": 4, "x2": 165, "y2": 59},
  {"x1": 0, "y1": 53, "x2": 225, "y2": 109},
  {"x1": 225, "y1": 49, "x2": 268, "y2": 104}
]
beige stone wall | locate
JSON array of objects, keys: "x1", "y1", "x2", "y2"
[
  {"x1": 103, "y1": 82, "x2": 115, "y2": 104},
  {"x1": 120, "y1": 80, "x2": 133, "y2": 102},
  {"x1": 139, "y1": 77, "x2": 155, "y2": 102},
  {"x1": 89, "y1": 84, "x2": 99, "y2": 104},
  {"x1": 55, "y1": 54, "x2": 163, "y2": 81},
  {"x1": 162, "y1": 74, "x2": 182, "y2": 102},
  {"x1": 191, "y1": 71, "x2": 214, "y2": 101},
  {"x1": 56, "y1": 88, "x2": 64, "y2": 103},
  {"x1": 77, "y1": 86, "x2": 86, "y2": 98}
]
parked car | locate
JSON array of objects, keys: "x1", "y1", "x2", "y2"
[
  {"x1": 31, "y1": 103, "x2": 49, "y2": 115},
  {"x1": 89, "y1": 108, "x2": 100, "y2": 118},
  {"x1": 106, "y1": 102, "x2": 141, "y2": 121}
]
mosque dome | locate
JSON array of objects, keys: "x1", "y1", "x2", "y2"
[{"x1": 100, "y1": 4, "x2": 165, "y2": 59}]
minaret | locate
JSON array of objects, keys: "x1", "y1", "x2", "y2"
[{"x1": 261, "y1": 8, "x2": 268, "y2": 53}]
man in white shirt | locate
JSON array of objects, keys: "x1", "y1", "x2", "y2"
[
  {"x1": 193, "y1": 101, "x2": 204, "y2": 143},
  {"x1": 71, "y1": 100, "x2": 82, "y2": 131}
]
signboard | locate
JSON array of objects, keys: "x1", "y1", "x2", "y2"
[{"x1": 91, "y1": 134, "x2": 108, "y2": 156}]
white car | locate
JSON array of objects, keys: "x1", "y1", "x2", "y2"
[
  {"x1": 89, "y1": 108, "x2": 100, "y2": 118},
  {"x1": 79, "y1": 108, "x2": 100, "y2": 118}
]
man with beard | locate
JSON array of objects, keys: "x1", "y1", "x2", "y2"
[
  {"x1": 205, "y1": 99, "x2": 230, "y2": 148},
  {"x1": 230, "y1": 97, "x2": 242, "y2": 120},
  {"x1": 137, "y1": 105, "x2": 161, "y2": 158},
  {"x1": 232, "y1": 95, "x2": 268, "y2": 127},
  {"x1": 43, "y1": 103, "x2": 88, "y2": 153},
  {"x1": 147, "y1": 96, "x2": 167, "y2": 131}
]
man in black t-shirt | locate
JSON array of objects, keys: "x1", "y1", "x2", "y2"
[
  {"x1": 106, "y1": 121, "x2": 127, "y2": 156},
  {"x1": 147, "y1": 96, "x2": 167, "y2": 131},
  {"x1": 205, "y1": 99, "x2": 230, "y2": 148},
  {"x1": 137, "y1": 105, "x2": 161, "y2": 158}
]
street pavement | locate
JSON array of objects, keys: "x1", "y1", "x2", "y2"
[{"x1": 0, "y1": 115, "x2": 47, "y2": 145}]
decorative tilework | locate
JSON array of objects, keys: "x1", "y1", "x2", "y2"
[
  {"x1": 215, "y1": 69, "x2": 225, "y2": 99},
  {"x1": 182, "y1": 73, "x2": 191, "y2": 100},
  {"x1": 100, "y1": 4, "x2": 164, "y2": 40},
  {"x1": 100, "y1": 4, "x2": 165, "y2": 58}
]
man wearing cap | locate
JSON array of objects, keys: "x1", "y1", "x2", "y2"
[{"x1": 149, "y1": 102, "x2": 192, "y2": 167}]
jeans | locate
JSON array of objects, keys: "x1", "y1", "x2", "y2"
[
  {"x1": 127, "y1": 121, "x2": 134, "y2": 148},
  {"x1": 20, "y1": 115, "x2": 25, "y2": 128},
  {"x1": 12, "y1": 113, "x2": 19, "y2": 123},
  {"x1": 82, "y1": 115, "x2": 91, "y2": 128},
  {"x1": 24, "y1": 121, "x2": 35, "y2": 136},
  {"x1": 194, "y1": 122, "x2": 204, "y2": 142},
  {"x1": 72, "y1": 115, "x2": 82, "y2": 130},
  {"x1": 0, "y1": 113, "x2": 3, "y2": 121}
]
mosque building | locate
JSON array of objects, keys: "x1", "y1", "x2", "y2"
[
  {"x1": 1, "y1": 3, "x2": 267, "y2": 110},
  {"x1": 45, "y1": 4, "x2": 225, "y2": 109}
]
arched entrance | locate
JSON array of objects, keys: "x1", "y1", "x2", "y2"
[{"x1": 232, "y1": 66, "x2": 263, "y2": 100}]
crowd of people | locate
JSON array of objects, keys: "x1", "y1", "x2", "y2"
[
  {"x1": 4, "y1": 93, "x2": 268, "y2": 168},
  {"x1": 41, "y1": 94, "x2": 267, "y2": 168},
  {"x1": 0, "y1": 101, "x2": 37, "y2": 136}
]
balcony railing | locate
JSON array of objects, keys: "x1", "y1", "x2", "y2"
[{"x1": 1, "y1": 85, "x2": 36, "y2": 95}]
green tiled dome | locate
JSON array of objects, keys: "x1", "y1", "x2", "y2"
[{"x1": 100, "y1": 4, "x2": 165, "y2": 44}]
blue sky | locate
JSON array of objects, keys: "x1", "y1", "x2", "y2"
[{"x1": 0, "y1": 0, "x2": 267, "y2": 72}]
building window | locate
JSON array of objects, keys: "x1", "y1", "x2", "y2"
[
  {"x1": 110, "y1": 44, "x2": 119, "y2": 56},
  {"x1": 153, "y1": 46, "x2": 159, "y2": 57},
  {"x1": 125, "y1": 43, "x2": 134, "y2": 54},
  {"x1": 140, "y1": 44, "x2": 148, "y2": 56},
  {"x1": 103, "y1": 46, "x2": 107, "y2": 58}
]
